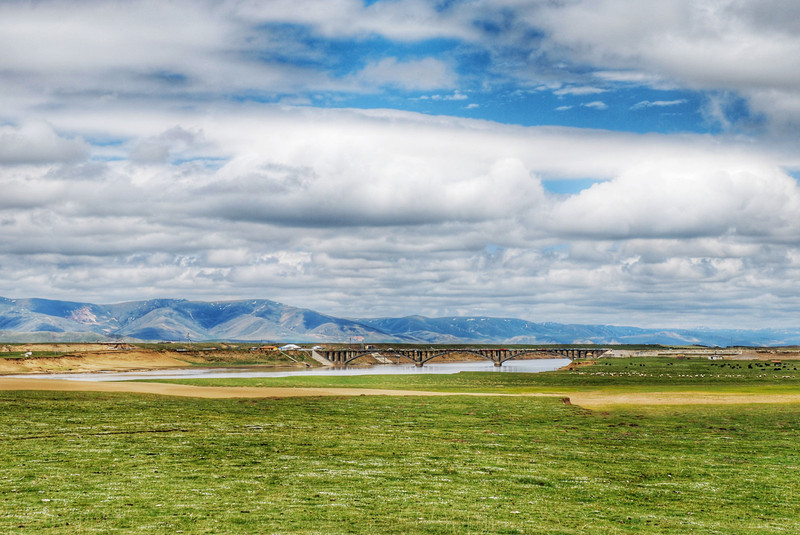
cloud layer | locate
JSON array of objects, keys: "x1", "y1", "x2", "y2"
[{"x1": 2, "y1": 0, "x2": 800, "y2": 329}]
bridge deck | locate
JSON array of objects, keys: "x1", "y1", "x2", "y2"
[{"x1": 317, "y1": 347, "x2": 607, "y2": 367}]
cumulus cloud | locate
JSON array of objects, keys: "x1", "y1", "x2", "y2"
[
  {"x1": 129, "y1": 126, "x2": 206, "y2": 164},
  {"x1": 0, "y1": 105, "x2": 798, "y2": 326},
  {"x1": 547, "y1": 162, "x2": 800, "y2": 240}
]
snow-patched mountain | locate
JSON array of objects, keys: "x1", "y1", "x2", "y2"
[{"x1": 1, "y1": 296, "x2": 799, "y2": 345}]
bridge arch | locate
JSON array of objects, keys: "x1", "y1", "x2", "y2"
[
  {"x1": 496, "y1": 349, "x2": 560, "y2": 365},
  {"x1": 416, "y1": 349, "x2": 495, "y2": 365},
  {"x1": 337, "y1": 350, "x2": 417, "y2": 366}
]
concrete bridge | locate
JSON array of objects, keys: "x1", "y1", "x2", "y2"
[{"x1": 316, "y1": 347, "x2": 608, "y2": 367}]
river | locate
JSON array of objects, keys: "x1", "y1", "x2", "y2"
[{"x1": 11, "y1": 358, "x2": 571, "y2": 382}]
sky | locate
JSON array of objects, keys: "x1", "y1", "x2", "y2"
[{"x1": 2, "y1": 0, "x2": 800, "y2": 329}]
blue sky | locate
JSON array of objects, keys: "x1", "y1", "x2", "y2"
[
  {"x1": 229, "y1": 16, "x2": 718, "y2": 136},
  {"x1": 2, "y1": 0, "x2": 800, "y2": 329}
]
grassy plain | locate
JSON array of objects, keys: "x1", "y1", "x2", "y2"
[{"x1": 1, "y1": 358, "x2": 799, "y2": 533}]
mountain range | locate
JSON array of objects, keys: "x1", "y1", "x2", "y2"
[{"x1": 0, "y1": 296, "x2": 799, "y2": 346}]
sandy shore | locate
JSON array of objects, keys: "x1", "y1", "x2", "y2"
[{"x1": 3, "y1": 377, "x2": 800, "y2": 408}]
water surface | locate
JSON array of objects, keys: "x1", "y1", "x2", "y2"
[{"x1": 11, "y1": 358, "x2": 571, "y2": 382}]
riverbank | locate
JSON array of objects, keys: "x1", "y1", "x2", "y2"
[{"x1": 0, "y1": 344, "x2": 316, "y2": 375}]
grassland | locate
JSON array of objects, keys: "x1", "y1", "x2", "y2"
[{"x1": 1, "y1": 357, "x2": 800, "y2": 533}]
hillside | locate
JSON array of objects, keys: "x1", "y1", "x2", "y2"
[{"x1": 1, "y1": 296, "x2": 799, "y2": 346}]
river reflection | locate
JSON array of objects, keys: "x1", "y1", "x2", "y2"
[{"x1": 13, "y1": 358, "x2": 571, "y2": 382}]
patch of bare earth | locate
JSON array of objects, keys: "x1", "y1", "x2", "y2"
[
  {"x1": 0, "y1": 350, "x2": 191, "y2": 375},
  {"x1": 562, "y1": 360, "x2": 596, "y2": 371},
  {"x1": 0, "y1": 345, "x2": 316, "y2": 375},
  {"x1": 0, "y1": 343, "x2": 113, "y2": 354},
  {"x1": 560, "y1": 391, "x2": 800, "y2": 408}
]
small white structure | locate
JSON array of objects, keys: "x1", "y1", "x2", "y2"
[{"x1": 279, "y1": 344, "x2": 302, "y2": 351}]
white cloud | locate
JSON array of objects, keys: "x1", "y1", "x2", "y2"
[
  {"x1": 593, "y1": 70, "x2": 667, "y2": 85},
  {"x1": 129, "y1": 126, "x2": 206, "y2": 164},
  {"x1": 3, "y1": 0, "x2": 800, "y2": 134},
  {"x1": 418, "y1": 91, "x2": 469, "y2": 101},
  {"x1": 530, "y1": 0, "x2": 800, "y2": 128},
  {"x1": 0, "y1": 122, "x2": 88, "y2": 164},
  {"x1": 547, "y1": 161, "x2": 800, "y2": 240},
  {"x1": 0, "y1": 2, "x2": 226, "y2": 73},
  {"x1": 554, "y1": 86, "x2": 607, "y2": 96},
  {"x1": 440, "y1": 91, "x2": 469, "y2": 101},
  {"x1": 631, "y1": 99, "x2": 688, "y2": 110},
  {"x1": 237, "y1": 0, "x2": 475, "y2": 42},
  {"x1": 0, "y1": 105, "x2": 798, "y2": 326},
  {"x1": 355, "y1": 57, "x2": 457, "y2": 91},
  {"x1": 582, "y1": 101, "x2": 608, "y2": 110},
  {"x1": 0, "y1": 0, "x2": 461, "y2": 110},
  {"x1": 2, "y1": 1, "x2": 800, "y2": 327}
]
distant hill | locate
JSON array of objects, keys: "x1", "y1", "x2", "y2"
[
  {"x1": 356, "y1": 316, "x2": 800, "y2": 347},
  {"x1": 0, "y1": 297, "x2": 397, "y2": 343},
  {"x1": 0, "y1": 296, "x2": 799, "y2": 346}
]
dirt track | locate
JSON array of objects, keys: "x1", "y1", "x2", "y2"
[{"x1": 3, "y1": 378, "x2": 800, "y2": 408}]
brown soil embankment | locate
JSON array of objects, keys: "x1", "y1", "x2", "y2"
[
  {"x1": 0, "y1": 350, "x2": 190, "y2": 375},
  {"x1": 0, "y1": 345, "x2": 315, "y2": 375}
]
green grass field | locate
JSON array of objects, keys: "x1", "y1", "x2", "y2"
[{"x1": 2, "y1": 357, "x2": 800, "y2": 533}]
